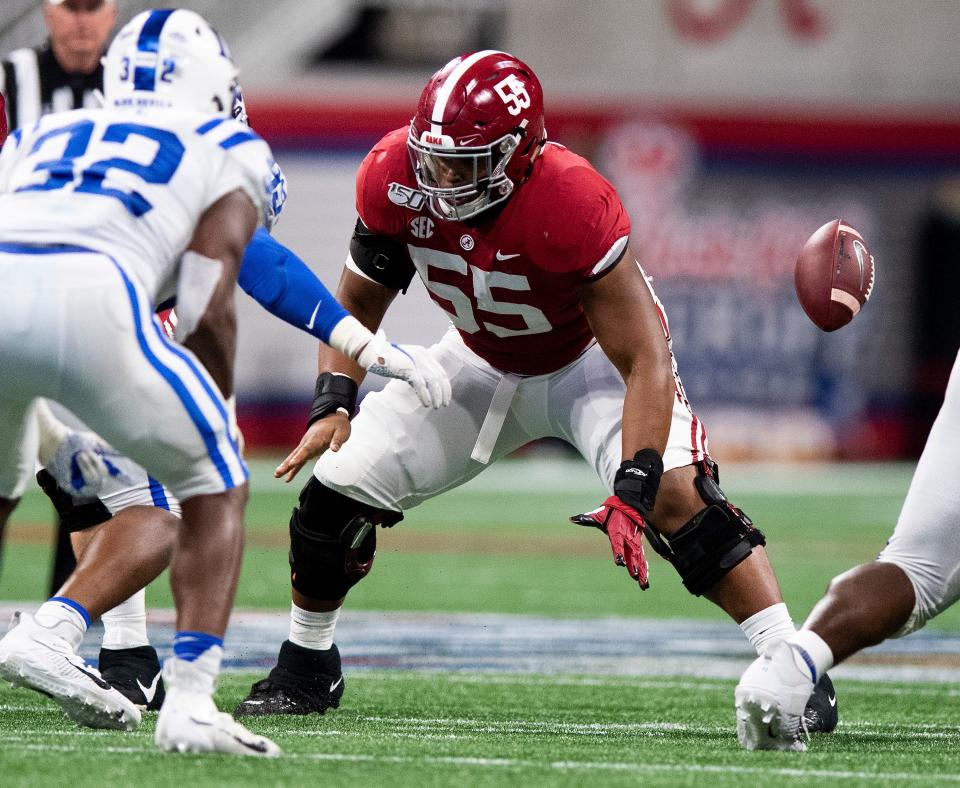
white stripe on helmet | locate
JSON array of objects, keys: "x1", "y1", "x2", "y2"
[{"x1": 429, "y1": 50, "x2": 506, "y2": 135}]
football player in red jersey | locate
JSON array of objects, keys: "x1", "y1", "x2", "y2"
[{"x1": 234, "y1": 51, "x2": 836, "y2": 731}]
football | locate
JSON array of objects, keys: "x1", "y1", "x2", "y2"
[{"x1": 794, "y1": 219, "x2": 875, "y2": 332}]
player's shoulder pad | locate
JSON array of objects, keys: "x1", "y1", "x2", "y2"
[
  {"x1": 194, "y1": 115, "x2": 280, "y2": 229},
  {"x1": 536, "y1": 143, "x2": 623, "y2": 218},
  {"x1": 529, "y1": 143, "x2": 629, "y2": 269},
  {"x1": 355, "y1": 127, "x2": 414, "y2": 236}
]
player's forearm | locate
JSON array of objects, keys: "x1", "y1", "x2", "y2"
[
  {"x1": 182, "y1": 305, "x2": 237, "y2": 397},
  {"x1": 620, "y1": 361, "x2": 673, "y2": 461},
  {"x1": 317, "y1": 270, "x2": 393, "y2": 381},
  {"x1": 238, "y1": 228, "x2": 350, "y2": 342}
]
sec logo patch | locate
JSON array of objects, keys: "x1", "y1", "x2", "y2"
[
  {"x1": 410, "y1": 216, "x2": 434, "y2": 239},
  {"x1": 460, "y1": 234, "x2": 475, "y2": 251}
]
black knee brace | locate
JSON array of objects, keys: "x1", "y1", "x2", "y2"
[
  {"x1": 644, "y1": 461, "x2": 766, "y2": 596},
  {"x1": 288, "y1": 476, "x2": 402, "y2": 600},
  {"x1": 35, "y1": 469, "x2": 112, "y2": 533}
]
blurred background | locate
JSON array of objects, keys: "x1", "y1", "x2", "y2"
[{"x1": 3, "y1": 0, "x2": 958, "y2": 463}]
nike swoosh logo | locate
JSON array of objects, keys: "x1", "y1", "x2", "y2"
[
  {"x1": 305, "y1": 300, "x2": 322, "y2": 330},
  {"x1": 329, "y1": 675, "x2": 343, "y2": 693},
  {"x1": 72, "y1": 662, "x2": 112, "y2": 691},
  {"x1": 495, "y1": 250, "x2": 520, "y2": 261},
  {"x1": 852, "y1": 240, "x2": 867, "y2": 290},
  {"x1": 828, "y1": 694, "x2": 837, "y2": 707},
  {"x1": 136, "y1": 671, "x2": 162, "y2": 704},
  {"x1": 234, "y1": 735, "x2": 270, "y2": 753}
]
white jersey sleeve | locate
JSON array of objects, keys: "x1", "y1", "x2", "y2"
[
  {"x1": 0, "y1": 128, "x2": 22, "y2": 194},
  {"x1": 192, "y1": 116, "x2": 278, "y2": 230}
]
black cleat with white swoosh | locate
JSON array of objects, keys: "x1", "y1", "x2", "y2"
[
  {"x1": 234, "y1": 640, "x2": 344, "y2": 717},
  {"x1": 99, "y1": 645, "x2": 166, "y2": 711},
  {"x1": 803, "y1": 672, "x2": 839, "y2": 734}
]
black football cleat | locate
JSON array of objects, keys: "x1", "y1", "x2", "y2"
[
  {"x1": 98, "y1": 645, "x2": 165, "y2": 711},
  {"x1": 803, "y1": 672, "x2": 838, "y2": 733},
  {"x1": 233, "y1": 640, "x2": 344, "y2": 717}
]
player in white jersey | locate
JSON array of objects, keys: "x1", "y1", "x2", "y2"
[
  {"x1": 0, "y1": 8, "x2": 277, "y2": 754},
  {"x1": 735, "y1": 345, "x2": 960, "y2": 751},
  {"x1": 0, "y1": 78, "x2": 449, "y2": 713},
  {"x1": 0, "y1": 9, "x2": 449, "y2": 753},
  {"x1": 0, "y1": 8, "x2": 287, "y2": 757}
]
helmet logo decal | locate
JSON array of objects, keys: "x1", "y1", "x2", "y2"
[
  {"x1": 460, "y1": 235, "x2": 475, "y2": 251},
  {"x1": 422, "y1": 132, "x2": 454, "y2": 148},
  {"x1": 494, "y1": 74, "x2": 531, "y2": 116},
  {"x1": 410, "y1": 216, "x2": 434, "y2": 239}
]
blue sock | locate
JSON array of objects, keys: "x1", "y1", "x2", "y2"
[{"x1": 173, "y1": 630, "x2": 223, "y2": 662}]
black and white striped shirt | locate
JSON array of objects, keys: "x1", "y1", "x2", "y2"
[{"x1": 0, "y1": 41, "x2": 103, "y2": 131}]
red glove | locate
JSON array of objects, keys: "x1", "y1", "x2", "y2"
[{"x1": 571, "y1": 495, "x2": 649, "y2": 589}]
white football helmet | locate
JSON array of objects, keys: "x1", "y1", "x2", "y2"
[{"x1": 103, "y1": 9, "x2": 238, "y2": 115}]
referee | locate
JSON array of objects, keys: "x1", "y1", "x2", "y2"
[
  {"x1": 1, "y1": 0, "x2": 116, "y2": 130},
  {"x1": 0, "y1": 0, "x2": 117, "y2": 594}
]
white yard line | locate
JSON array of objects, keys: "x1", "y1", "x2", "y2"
[{"x1": 5, "y1": 741, "x2": 960, "y2": 781}]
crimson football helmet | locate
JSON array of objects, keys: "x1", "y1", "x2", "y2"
[{"x1": 408, "y1": 50, "x2": 546, "y2": 221}]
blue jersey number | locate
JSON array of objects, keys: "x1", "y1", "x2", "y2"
[{"x1": 17, "y1": 120, "x2": 185, "y2": 217}]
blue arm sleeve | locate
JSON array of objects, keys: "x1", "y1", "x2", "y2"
[{"x1": 238, "y1": 227, "x2": 349, "y2": 343}]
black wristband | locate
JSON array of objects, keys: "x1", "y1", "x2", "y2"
[
  {"x1": 307, "y1": 373, "x2": 358, "y2": 428},
  {"x1": 613, "y1": 448, "x2": 664, "y2": 517}
]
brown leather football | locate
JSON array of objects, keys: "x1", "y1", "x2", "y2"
[{"x1": 795, "y1": 219, "x2": 875, "y2": 332}]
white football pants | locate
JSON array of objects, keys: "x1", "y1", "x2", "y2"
[
  {"x1": 0, "y1": 246, "x2": 245, "y2": 504},
  {"x1": 878, "y1": 347, "x2": 960, "y2": 635},
  {"x1": 315, "y1": 326, "x2": 708, "y2": 511}
]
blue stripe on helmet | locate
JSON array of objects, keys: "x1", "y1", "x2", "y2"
[
  {"x1": 133, "y1": 9, "x2": 175, "y2": 92},
  {"x1": 213, "y1": 28, "x2": 230, "y2": 58}
]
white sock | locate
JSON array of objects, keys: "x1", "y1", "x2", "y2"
[
  {"x1": 289, "y1": 603, "x2": 340, "y2": 651},
  {"x1": 101, "y1": 589, "x2": 149, "y2": 649},
  {"x1": 34, "y1": 599, "x2": 88, "y2": 652},
  {"x1": 164, "y1": 645, "x2": 223, "y2": 696},
  {"x1": 788, "y1": 629, "x2": 835, "y2": 682},
  {"x1": 740, "y1": 602, "x2": 797, "y2": 655}
]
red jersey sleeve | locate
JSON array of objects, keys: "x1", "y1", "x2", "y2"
[
  {"x1": 354, "y1": 127, "x2": 412, "y2": 238},
  {"x1": 533, "y1": 147, "x2": 631, "y2": 281}
]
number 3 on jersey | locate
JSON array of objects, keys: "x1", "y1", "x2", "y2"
[
  {"x1": 414, "y1": 249, "x2": 552, "y2": 338},
  {"x1": 17, "y1": 119, "x2": 184, "y2": 217}
]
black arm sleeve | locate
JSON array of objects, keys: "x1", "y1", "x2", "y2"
[{"x1": 349, "y1": 218, "x2": 416, "y2": 293}]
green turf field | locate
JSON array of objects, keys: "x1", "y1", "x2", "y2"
[
  {"x1": 1, "y1": 456, "x2": 951, "y2": 628},
  {"x1": 3, "y1": 457, "x2": 960, "y2": 785},
  {"x1": 3, "y1": 673, "x2": 960, "y2": 786}
]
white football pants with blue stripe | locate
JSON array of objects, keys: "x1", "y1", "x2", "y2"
[{"x1": 0, "y1": 246, "x2": 246, "y2": 504}]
